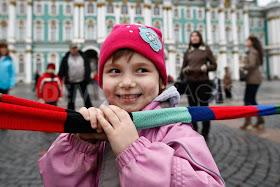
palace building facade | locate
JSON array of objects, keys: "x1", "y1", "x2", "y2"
[{"x1": 0, "y1": 0, "x2": 280, "y2": 84}]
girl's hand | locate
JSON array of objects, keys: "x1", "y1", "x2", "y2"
[
  {"x1": 97, "y1": 105, "x2": 139, "y2": 156},
  {"x1": 77, "y1": 107, "x2": 107, "y2": 143}
]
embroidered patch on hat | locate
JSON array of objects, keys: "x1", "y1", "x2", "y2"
[{"x1": 139, "y1": 26, "x2": 162, "y2": 52}]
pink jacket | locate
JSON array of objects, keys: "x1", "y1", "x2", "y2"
[{"x1": 39, "y1": 87, "x2": 224, "y2": 187}]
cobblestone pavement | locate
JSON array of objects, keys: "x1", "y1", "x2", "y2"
[{"x1": 0, "y1": 81, "x2": 279, "y2": 186}]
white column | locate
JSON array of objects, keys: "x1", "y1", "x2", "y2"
[
  {"x1": 130, "y1": 4, "x2": 135, "y2": 23},
  {"x1": 115, "y1": 3, "x2": 120, "y2": 25},
  {"x1": 8, "y1": 1, "x2": 16, "y2": 44},
  {"x1": 167, "y1": 7, "x2": 174, "y2": 43},
  {"x1": 218, "y1": 0, "x2": 227, "y2": 79},
  {"x1": 167, "y1": 48, "x2": 177, "y2": 79},
  {"x1": 206, "y1": 1, "x2": 212, "y2": 45},
  {"x1": 231, "y1": 1, "x2": 239, "y2": 80},
  {"x1": 79, "y1": 3, "x2": 85, "y2": 42},
  {"x1": 163, "y1": 8, "x2": 168, "y2": 41},
  {"x1": 73, "y1": 3, "x2": 80, "y2": 43},
  {"x1": 97, "y1": 1, "x2": 106, "y2": 43},
  {"x1": 26, "y1": 1, "x2": 32, "y2": 43},
  {"x1": 25, "y1": 45, "x2": 32, "y2": 83},
  {"x1": 143, "y1": 0, "x2": 152, "y2": 26},
  {"x1": 243, "y1": 3, "x2": 250, "y2": 40}
]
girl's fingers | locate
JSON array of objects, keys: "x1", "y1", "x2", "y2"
[
  {"x1": 108, "y1": 105, "x2": 130, "y2": 122},
  {"x1": 100, "y1": 105, "x2": 120, "y2": 127},
  {"x1": 97, "y1": 111, "x2": 113, "y2": 135},
  {"x1": 78, "y1": 107, "x2": 90, "y2": 121},
  {"x1": 88, "y1": 107, "x2": 98, "y2": 129},
  {"x1": 96, "y1": 109, "x2": 104, "y2": 133}
]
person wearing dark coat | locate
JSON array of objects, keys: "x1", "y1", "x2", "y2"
[{"x1": 58, "y1": 43, "x2": 92, "y2": 110}]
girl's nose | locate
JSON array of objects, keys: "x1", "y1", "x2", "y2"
[{"x1": 119, "y1": 75, "x2": 136, "y2": 88}]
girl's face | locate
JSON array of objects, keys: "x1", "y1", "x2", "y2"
[
  {"x1": 246, "y1": 39, "x2": 253, "y2": 47},
  {"x1": 0, "y1": 47, "x2": 8, "y2": 56},
  {"x1": 102, "y1": 52, "x2": 165, "y2": 112},
  {"x1": 190, "y1": 32, "x2": 201, "y2": 44}
]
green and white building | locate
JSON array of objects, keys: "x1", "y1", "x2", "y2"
[{"x1": 0, "y1": 0, "x2": 279, "y2": 83}]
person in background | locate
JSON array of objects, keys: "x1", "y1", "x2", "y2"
[
  {"x1": 33, "y1": 71, "x2": 40, "y2": 92},
  {"x1": 39, "y1": 24, "x2": 224, "y2": 187},
  {"x1": 58, "y1": 43, "x2": 93, "y2": 110},
  {"x1": 37, "y1": 63, "x2": 63, "y2": 106},
  {"x1": 240, "y1": 36, "x2": 265, "y2": 130},
  {"x1": 223, "y1": 66, "x2": 232, "y2": 100},
  {"x1": 0, "y1": 42, "x2": 16, "y2": 94},
  {"x1": 181, "y1": 31, "x2": 217, "y2": 141}
]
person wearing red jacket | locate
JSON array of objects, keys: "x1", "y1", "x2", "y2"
[{"x1": 37, "y1": 63, "x2": 63, "y2": 106}]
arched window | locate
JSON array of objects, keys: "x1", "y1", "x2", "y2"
[
  {"x1": 198, "y1": 24, "x2": 205, "y2": 39},
  {"x1": 2, "y1": 1, "x2": 7, "y2": 14},
  {"x1": 0, "y1": 21, "x2": 7, "y2": 40},
  {"x1": 176, "y1": 54, "x2": 181, "y2": 75},
  {"x1": 121, "y1": 3, "x2": 128, "y2": 14},
  {"x1": 212, "y1": 25, "x2": 217, "y2": 43},
  {"x1": 35, "y1": 55, "x2": 43, "y2": 74},
  {"x1": 66, "y1": 4, "x2": 71, "y2": 14},
  {"x1": 19, "y1": 54, "x2": 25, "y2": 74},
  {"x1": 64, "y1": 21, "x2": 72, "y2": 41},
  {"x1": 50, "y1": 53, "x2": 57, "y2": 64},
  {"x1": 87, "y1": 20, "x2": 96, "y2": 40},
  {"x1": 154, "y1": 21, "x2": 161, "y2": 30},
  {"x1": 107, "y1": 3, "x2": 114, "y2": 13},
  {"x1": 136, "y1": 4, "x2": 142, "y2": 15},
  {"x1": 226, "y1": 26, "x2": 232, "y2": 43},
  {"x1": 88, "y1": 3, "x2": 94, "y2": 14},
  {"x1": 35, "y1": 21, "x2": 43, "y2": 41},
  {"x1": 211, "y1": 9, "x2": 216, "y2": 20},
  {"x1": 186, "y1": 7, "x2": 191, "y2": 19},
  {"x1": 107, "y1": 20, "x2": 114, "y2": 36},
  {"x1": 50, "y1": 20, "x2": 57, "y2": 41},
  {"x1": 197, "y1": 9, "x2": 202, "y2": 19},
  {"x1": 18, "y1": 20, "x2": 25, "y2": 41},
  {"x1": 186, "y1": 24, "x2": 192, "y2": 44},
  {"x1": 36, "y1": 3, "x2": 42, "y2": 14},
  {"x1": 154, "y1": 5, "x2": 160, "y2": 16},
  {"x1": 51, "y1": 4, "x2": 56, "y2": 15},
  {"x1": 174, "y1": 7, "x2": 179, "y2": 18},
  {"x1": 174, "y1": 24, "x2": 180, "y2": 43},
  {"x1": 238, "y1": 26, "x2": 243, "y2": 43},
  {"x1": 19, "y1": 2, "x2": 25, "y2": 14}
]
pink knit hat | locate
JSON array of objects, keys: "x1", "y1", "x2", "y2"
[{"x1": 98, "y1": 24, "x2": 167, "y2": 88}]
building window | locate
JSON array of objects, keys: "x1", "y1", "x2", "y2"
[
  {"x1": 19, "y1": 55, "x2": 25, "y2": 74},
  {"x1": 107, "y1": 20, "x2": 114, "y2": 36},
  {"x1": 212, "y1": 25, "x2": 217, "y2": 43},
  {"x1": 211, "y1": 9, "x2": 216, "y2": 20},
  {"x1": 136, "y1": 4, "x2": 142, "y2": 15},
  {"x1": 197, "y1": 8, "x2": 202, "y2": 19},
  {"x1": 2, "y1": 1, "x2": 7, "y2": 14},
  {"x1": 0, "y1": 21, "x2": 7, "y2": 40},
  {"x1": 226, "y1": 26, "x2": 232, "y2": 43},
  {"x1": 35, "y1": 56, "x2": 43, "y2": 74},
  {"x1": 174, "y1": 7, "x2": 179, "y2": 18},
  {"x1": 88, "y1": 3, "x2": 94, "y2": 14},
  {"x1": 186, "y1": 24, "x2": 192, "y2": 44},
  {"x1": 86, "y1": 20, "x2": 96, "y2": 40},
  {"x1": 36, "y1": 3, "x2": 42, "y2": 14},
  {"x1": 35, "y1": 21, "x2": 44, "y2": 41},
  {"x1": 18, "y1": 20, "x2": 26, "y2": 42},
  {"x1": 250, "y1": 18, "x2": 254, "y2": 28},
  {"x1": 153, "y1": 21, "x2": 161, "y2": 30},
  {"x1": 238, "y1": 26, "x2": 243, "y2": 43},
  {"x1": 186, "y1": 7, "x2": 192, "y2": 19},
  {"x1": 258, "y1": 18, "x2": 263, "y2": 28},
  {"x1": 51, "y1": 4, "x2": 56, "y2": 15},
  {"x1": 154, "y1": 5, "x2": 160, "y2": 16},
  {"x1": 236, "y1": 10, "x2": 241, "y2": 21},
  {"x1": 19, "y1": 2, "x2": 26, "y2": 14},
  {"x1": 198, "y1": 24, "x2": 205, "y2": 39},
  {"x1": 225, "y1": 10, "x2": 229, "y2": 20},
  {"x1": 64, "y1": 21, "x2": 72, "y2": 41},
  {"x1": 66, "y1": 4, "x2": 71, "y2": 14},
  {"x1": 121, "y1": 3, "x2": 128, "y2": 15},
  {"x1": 174, "y1": 24, "x2": 180, "y2": 43},
  {"x1": 107, "y1": 3, "x2": 114, "y2": 14},
  {"x1": 50, "y1": 20, "x2": 57, "y2": 41},
  {"x1": 176, "y1": 54, "x2": 181, "y2": 75}
]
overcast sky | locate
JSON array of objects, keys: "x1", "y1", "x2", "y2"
[{"x1": 258, "y1": 0, "x2": 280, "y2": 6}]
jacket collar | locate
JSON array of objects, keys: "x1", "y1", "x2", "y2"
[{"x1": 189, "y1": 45, "x2": 206, "y2": 52}]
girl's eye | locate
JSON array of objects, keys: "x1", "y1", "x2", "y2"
[
  {"x1": 137, "y1": 68, "x2": 148, "y2": 73},
  {"x1": 110, "y1": 69, "x2": 120, "y2": 73}
]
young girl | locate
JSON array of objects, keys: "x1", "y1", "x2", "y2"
[
  {"x1": 37, "y1": 63, "x2": 63, "y2": 106},
  {"x1": 39, "y1": 24, "x2": 224, "y2": 187}
]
